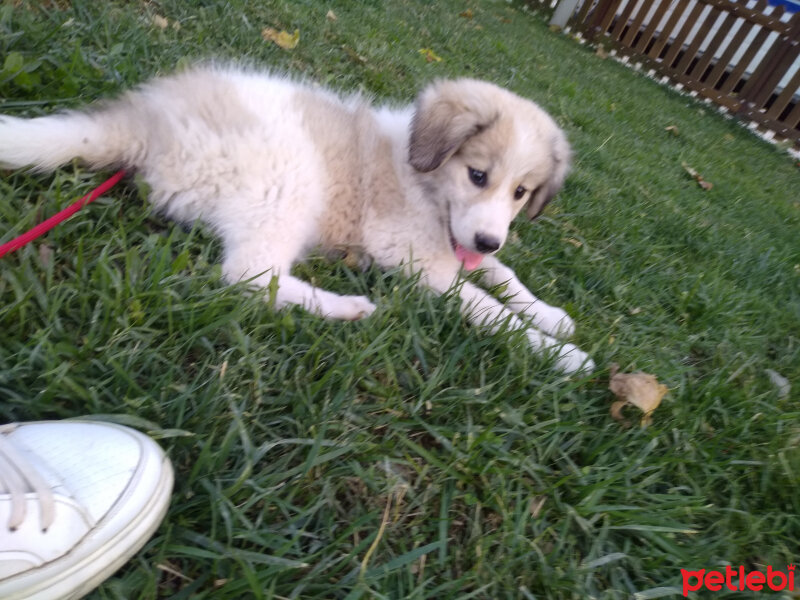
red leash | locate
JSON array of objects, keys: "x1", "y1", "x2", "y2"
[{"x1": 0, "y1": 170, "x2": 126, "y2": 259}]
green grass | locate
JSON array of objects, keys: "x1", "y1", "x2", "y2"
[{"x1": 1, "y1": 1, "x2": 799, "y2": 598}]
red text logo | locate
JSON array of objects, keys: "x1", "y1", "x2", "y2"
[{"x1": 681, "y1": 565, "x2": 795, "y2": 596}]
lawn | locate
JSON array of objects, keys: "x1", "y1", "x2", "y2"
[{"x1": 1, "y1": 1, "x2": 798, "y2": 598}]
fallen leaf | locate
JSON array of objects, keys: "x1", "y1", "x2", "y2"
[
  {"x1": 681, "y1": 162, "x2": 713, "y2": 191},
  {"x1": 609, "y1": 363, "x2": 668, "y2": 426},
  {"x1": 595, "y1": 45, "x2": 608, "y2": 59},
  {"x1": 563, "y1": 237, "x2": 582, "y2": 248},
  {"x1": 459, "y1": 8, "x2": 474, "y2": 19},
  {"x1": 326, "y1": 9, "x2": 337, "y2": 21},
  {"x1": 151, "y1": 14, "x2": 169, "y2": 29},
  {"x1": 261, "y1": 27, "x2": 299, "y2": 50},
  {"x1": 419, "y1": 48, "x2": 442, "y2": 63},
  {"x1": 665, "y1": 125, "x2": 679, "y2": 136}
]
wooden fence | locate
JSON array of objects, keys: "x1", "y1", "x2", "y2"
[{"x1": 530, "y1": 0, "x2": 800, "y2": 148}]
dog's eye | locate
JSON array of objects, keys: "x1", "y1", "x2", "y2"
[
  {"x1": 467, "y1": 167, "x2": 487, "y2": 188},
  {"x1": 514, "y1": 185, "x2": 527, "y2": 200}
]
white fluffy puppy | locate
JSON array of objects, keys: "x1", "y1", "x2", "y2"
[{"x1": 0, "y1": 66, "x2": 594, "y2": 374}]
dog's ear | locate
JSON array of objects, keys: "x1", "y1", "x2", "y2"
[
  {"x1": 526, "y1": 127, "x2": 571, "y2": 220},
  {"x1": 408, "y1": 81, "x2": 498, "y2": 172}
]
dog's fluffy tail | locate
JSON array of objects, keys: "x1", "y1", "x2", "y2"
[{"x1": 0, "y1": 108, "x2": 141, "y2": 172}]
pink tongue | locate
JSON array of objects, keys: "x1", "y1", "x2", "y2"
[{"x1": 454, "y1": 243, "x2": 484, "y2": 271}]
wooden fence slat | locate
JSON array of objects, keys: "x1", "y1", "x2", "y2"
[
  {"x1": 785, "y1": 97, "x2": 800, "y2": 129},
  {"x1": 753, "y1": 43, "x2": 800, "y2": 109},
  {"x1": 765, "y1": 66, "x2": 800, "y2": 120},
  {"x1": 574, "y1": 0, "x2": 594, "y2": 27},
  {"x1": 621, "y1": 0, "x2": 652, "y2": 46},
  {"x1": 596, "y1": 0, "x2": 625, "y2": 35},
  {"x1": 689, "y1": 10, "x2": 740, "y2": 80},
  {"x1": 633, "y1": 0, "x2": 671, "y2": 52},
  {"x1": 648, "y1": 0, "x2": 692, "y2": 59},
  {"x1": 705, "y1": 16, "x2": 757, "y2": 87},
  {"x1": 719, "y1": 26, "x2": 772, "y2": 94},
  {"x1": 663, "y1": 2, "x2": 709, "y2": 68},
  {"x1": 610, "y1": 0, "x2": 640, "y2": 40},
  {"x1": 740, "y1": 10, "x2": 800, "y2": 108},
  {"x1": 675, "y1": 4, "x2": 722, "y2": 75},
  {"x1": 738, "y1": 6, "x2": 787, "y2": 98},
  {"x1": 583, "y1": 0, "x2": 616, "y2": 37}
]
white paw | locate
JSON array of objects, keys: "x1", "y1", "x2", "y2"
[
  {"x1": 553, "y1": 343, "x2": 595, "y2": 375},
  {"x1": 327, "y1": 295, "x2": 377, "y2": 321},
  {"x1": 530, "y1": 306, "x2": 576, "y2": 339}
]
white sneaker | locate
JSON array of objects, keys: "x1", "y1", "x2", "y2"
[{"x1": 0, "y1": 420, "x2": 173, "y2": 600}]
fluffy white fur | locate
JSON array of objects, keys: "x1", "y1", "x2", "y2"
[{"x1": 0, "y1": 66, "x2": 594, "y2": 374}]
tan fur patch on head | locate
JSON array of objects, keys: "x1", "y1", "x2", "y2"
[
  {"x1": 408, "y1": 80, "x2": 500, "y2": 173},
  {"x1": 525, "y1": 127, "x2": 570, "y2": 220},
  {"x1": 453, "y1": 116, "x2": 514, "y2": 183}
]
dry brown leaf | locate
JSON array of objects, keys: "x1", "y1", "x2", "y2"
[
  {"x1": 261, "y1": 27, "x2": 299, "y2": 50},
  {"x1": 681, "y1": 162, "x2": 713, "y2": 191},
  {"x1": 151, "y1": 14, "x2": 169, "y2": 29},
  {"x1": 419, "y1": 48, "x2": 442, "y2": 63},
  {"x1": 609, "y1": 363, "x2": 668, "y2": 427},
  {"x1": 595, "y1": 45, "x2": 609, "y2": 59},
  {"x1": 326, "y1": 9, "x2": 337, "y2": 21},
  {"x1": 665, "y1": 125, "x2": 679, "y2": 136},
  {"x1": 459, "y1": 8, "x2": 474, "y2": 19}
]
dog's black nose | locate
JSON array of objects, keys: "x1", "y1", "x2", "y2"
[{"x1": 474, "y1": 233, "x2": 500, "y2": 253}]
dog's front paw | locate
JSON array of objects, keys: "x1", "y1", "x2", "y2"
[
  {"x1": 530, "y1": 305, "x2": 575, "y2": 339},
  {"x1": 553, "y1": 343, "x2": 595, "y2": 376},
  {"x1": 331, "y1": 295, "x2": 377, "y2": 321}
]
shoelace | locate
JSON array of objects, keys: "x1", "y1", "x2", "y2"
[{"x1": 0, "y1": 424, "x2": 55, "y2": 531}]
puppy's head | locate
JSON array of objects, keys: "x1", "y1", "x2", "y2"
[{"x1": 409, "y1": 79, "x2": 570, "y2": 269}]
